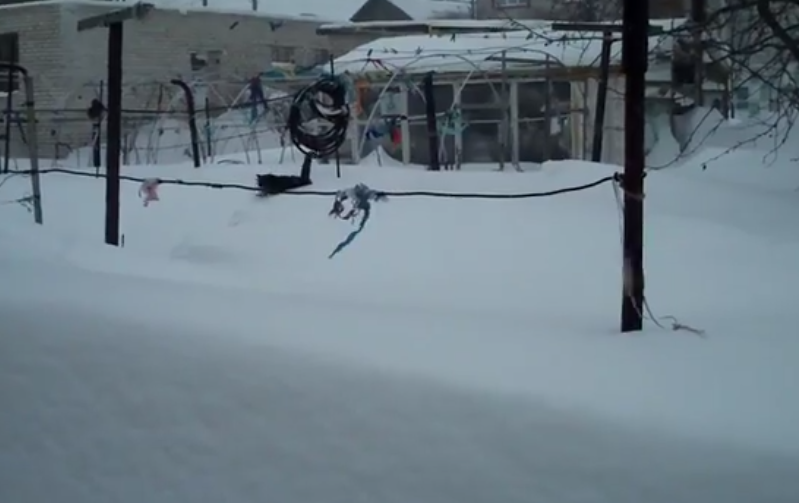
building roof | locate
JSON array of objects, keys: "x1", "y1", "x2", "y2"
[
  {"x1": 150, "y1": 0, "x2": 366, "y2": 22},
  {"x1": 388, "y1": 0, "x2": 470, "y2": 19},
  {"x1": 145, "y1": 0, "x2": 466, "y2": 22},
  {"x1": 0, "y1": 0, "x2": 366, "y2": 22}
]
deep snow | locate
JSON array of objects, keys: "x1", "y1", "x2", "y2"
[
  {"x1": 1, "y1": 141, "x2": 798, "y2": 502},
  {"x1": 2, "y1": 291, "x2": 798, "y2": 503}
]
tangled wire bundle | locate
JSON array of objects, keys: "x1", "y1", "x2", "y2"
[{"x1": 287, "y1": 75, "x2": 350, "y2": 158}]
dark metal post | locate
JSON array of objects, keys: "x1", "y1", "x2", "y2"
[
  {"x1": 542, "y1": 58, "x2": 552, "y2": 162},
  {"x1": 328, "y1": 55, "x2": 341, "y2": 178},
  {"x1": 498, "y1": 51, "x2": 507, "y2": 171},
  {"x1": 204, "y1": 96, "x2": 212, "y2": 159},
  {"x1": 423, "y1": 72, "x2": 440, "y2": 171},
  {"x1": 621, "y1": 0, "x2": 648, "y2": 332},
  {"x1": 170, "y1": 79, "x2": 201, "y2": 168},
  {"x1": 92, "y1": 81, "x2": 104, "y2": 173},
  {"x1": 591, "y1": 33, "x2": 613, "y2": 162},
  {"x1": 2, "y1": 61, "x2": 12, "y2": 174},
  {"x1": 105, "y1": 22, "x2": 123, "y2": 246}
]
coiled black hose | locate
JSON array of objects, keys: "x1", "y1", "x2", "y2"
[{"x1": 286, "y1": 75, "x2": 350, "y2": 158}]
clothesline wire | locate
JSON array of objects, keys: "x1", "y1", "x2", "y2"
[{"x1": 6, "y1": 167, "x2": 620, "y2": 199}]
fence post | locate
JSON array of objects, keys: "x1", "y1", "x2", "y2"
[
  {"x1": 2, "y1": 62, "x2": 12, "y2": 174},
  {"x1": 592, "y1": 33, "x2": 613, "y2": 162},
  {"x1": 422, "y1": 72, "x2": 440, "y2": 171},
  {"x1": 328, "y1": 55, "x2": 341, "y2": 178},
  {"x1": 88, "y1": 87, "x2": 105, "y2": 174},
  {"x1": 171, "y1": 79, "x2": 201, "y2": 168},
  {"x1": 204, "y1": 96, "x2": 212, "y2": 159}
]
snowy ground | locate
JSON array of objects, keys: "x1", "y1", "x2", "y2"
[{"x1": 1, "y1": 145, "x2": 799, "y2": 502}]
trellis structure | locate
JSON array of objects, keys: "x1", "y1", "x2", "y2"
[{"x1": 328, "y1": 28, "x2": 630, "y2": 169}]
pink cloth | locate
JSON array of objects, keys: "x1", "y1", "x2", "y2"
[{"x1": 139, "y1": 179, "x2": 160, "y2": 207}]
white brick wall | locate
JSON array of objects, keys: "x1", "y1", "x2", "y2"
[{"x1": 0, "y1": 4, "x2": 66, "y2": 159}]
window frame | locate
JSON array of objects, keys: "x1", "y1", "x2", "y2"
[
  {"x1": 493, "y1": 0, "x2": 530, "y2": 8},
  {"x1": 270, "y1": 45, "x2": 295, "y2": 64},
  {"x1": 0, "y1": 32, "x2": 20, "y2": 94}
]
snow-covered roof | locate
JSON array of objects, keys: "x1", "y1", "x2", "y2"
[
  {"x1": 145, "y1": 0, "x2": 365, "y2": 22},
  {"x1": 0, "y1": 0, "x2": 365, "y2": 22},
  {"x1": 320, "y1": 17, "x2": 688, "y2": 36},
  {"x1": 389, "y1": 0, "x2": 470, "y2": 20},
  {"x1": 320, "y1": 18, "x2": 550, "y2": 35},
  {"x1": 331, "y1": 21, "x2": 682, "y2": 75}
]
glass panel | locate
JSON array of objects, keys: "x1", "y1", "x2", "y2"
[
  {"x1": 517, "y1": 80, "x2": 575, "y2": 162},
  {"x1": 407, "y1": 83, "x2": 452, "y2": 119},
  {"x1": 460, "y1": 82, "x2": 505, "y2": 122},
  {"x1": 462, "y1": 122, "x2": 505, "y2": 163}
]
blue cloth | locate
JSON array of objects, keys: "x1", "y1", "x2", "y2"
[{"x1": 328, "y1": 184, "x2": 386, "y2": 258}]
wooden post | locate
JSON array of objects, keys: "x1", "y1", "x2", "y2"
[
  {"x1": 499, "y1": 50, "x2": 507, "y2": 170},
  {"x1": 2, "y1": 60, "x2": 13, "y2": 174},
  {"x1": 204, "y1": 96, "x2": 212, "y2": 159},
  {"x1": 328, "y1": 55, "x2": 341, "y2": 178},
  {"x1": 452, "y1": 82, "x2": 462, "y2": 170},
  {"x1": 510, "y1": 81, "x2": 520, "y2": 169},
  {"x1": 105, "y1": 22, "x2": 123, "y2": 246},
  {"x1": 543, "y1": 58, "x2": 553, "y2": 162},
  {"x1": 400, "y1": 84, "x2": 410, "y2": 164},
  {"x1": 78, "y1": 2, "x2": 154, "y2": 247},
  {"x1": 620, "y1": 0, "x2": 648, "y2": 332},
  {"x1": 551, "y1": 20, "x2": 661, "y2": 333},
  {"x1": 92, "y1": 81, "x2": 103, "y2": 172},
  {"x1": 423, "y1": 72, "x2": 440, "y2": 171},
  {"x1": 591, "y1": 33, "x2": 613, "y2": 162}
]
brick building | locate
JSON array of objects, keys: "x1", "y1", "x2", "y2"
[{"x1": 0, "y1": 0, "x2": 369, "y2": 159}]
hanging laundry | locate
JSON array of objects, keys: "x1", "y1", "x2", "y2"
[
  {"x1": 365, "y1": 117, "x2": 400, "y2": 142},
  {"x1": 139, "y1": 178, "x2": 161, "y2": 207},
  {"x1": 390, "y1": 125, "x2": 402, "y2": 148}
]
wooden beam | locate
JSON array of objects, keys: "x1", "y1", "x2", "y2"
[
  {"x1": 317, "y1": 22, "x2": 527, "y2": 36},
  {"x1": 77, "y1": 2, "x2": 154, "y2": 32},
  {"x1": 485, "y1": 55, "x2": 564, "y2": 65}
]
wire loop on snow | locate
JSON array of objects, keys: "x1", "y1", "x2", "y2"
[{"x1": 287, "y1": 75, "x2": 350, "y2": 158}]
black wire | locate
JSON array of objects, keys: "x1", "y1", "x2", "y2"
[
  {"x1": 286, "y1": 75, "x2": 350, "y2": 158},
  {"x1": 6, "y1": 167, "x2": 619, "y2": 199}
]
